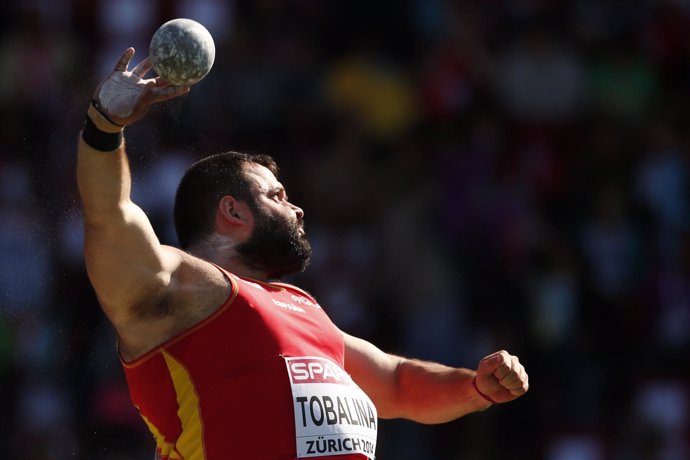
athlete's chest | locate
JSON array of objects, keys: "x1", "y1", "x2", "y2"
[{"x1": 233, "y1": 277, "x2": 343, "y2": 356}]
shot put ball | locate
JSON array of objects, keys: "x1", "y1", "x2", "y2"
[{"x1": 149, "y1": 18, "x2": 215, "y2": 86}]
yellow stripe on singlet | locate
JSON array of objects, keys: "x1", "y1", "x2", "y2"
[
  {"x1": 139, "y1": 412, "x2": 183, "y2": 459},
  {"x1": 163, "y1": 350, "x2": 207, "y2": 460}
]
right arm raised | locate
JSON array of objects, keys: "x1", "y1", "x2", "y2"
[
  {"x1": 78, "y1": 136, "x2": 178, "y2": 324},
  {"x1": 77, "y1": 48, "x2": 196, "y2": 343}
]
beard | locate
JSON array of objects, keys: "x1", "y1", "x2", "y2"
[{"x1": 235, "y1": 207, "x2": 312, "y2": 279}]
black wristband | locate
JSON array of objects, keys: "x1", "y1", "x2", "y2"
[{"x1": 82, "y1": 116, "x2": 123, "y2": 151}]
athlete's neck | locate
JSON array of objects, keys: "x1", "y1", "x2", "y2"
[{"x1": 188, "y1": 233, "x2": 269, "y2": 281}]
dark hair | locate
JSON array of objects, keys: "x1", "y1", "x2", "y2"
[{"x1": 174, "y1": 151, "x2": 278, "y2": 249}]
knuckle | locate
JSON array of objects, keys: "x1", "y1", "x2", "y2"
[{"x1": 495, "y1": 352, "x2": 508, "y2": 364}]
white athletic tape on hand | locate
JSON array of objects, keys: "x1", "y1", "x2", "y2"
[{"x1": 98, "y1": 74, "x2": 141, "y2": 118}]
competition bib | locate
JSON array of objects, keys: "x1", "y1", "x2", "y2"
[{"x1": 284, "y1": 356, "x2": 378, "y2": 459}]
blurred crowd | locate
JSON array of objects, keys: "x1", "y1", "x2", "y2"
[{"x1": 0, "y1": 0, "x2": 689, "y2": 459}]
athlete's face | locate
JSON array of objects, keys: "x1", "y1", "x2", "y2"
[{"x1": 235, "y1": 163, "x2": 311, "y2": 279}]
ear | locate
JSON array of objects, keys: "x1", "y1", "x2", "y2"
[{"x1": 215, "y1": 196, "x2": 253, "y2": 233}]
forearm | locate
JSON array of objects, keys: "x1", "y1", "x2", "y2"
[
  {"x1": 344, "y1": 333, "x2": 492, "y2": 423},
  {"x1": 395, "y1": 358, "x2": 491, "y2": 424},
  {"x1": 77, "y1": 137, "x2": 131, "y2": 223}
]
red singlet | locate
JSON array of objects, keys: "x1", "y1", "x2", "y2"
[{"x1": 121, "y1": 266, "x2": 377, "y2": 460}]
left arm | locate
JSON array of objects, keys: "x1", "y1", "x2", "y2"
[{"x1": 343, "y1": 333, "x2": 529, "y2": 424}]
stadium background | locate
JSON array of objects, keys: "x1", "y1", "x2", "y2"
[{"x1": 0, "y1": 0, "x2": 689, "y2": 458}]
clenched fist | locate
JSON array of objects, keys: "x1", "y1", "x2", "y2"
[{"x1": 474, "y1": 350, "x2": 529, "y2": 404}]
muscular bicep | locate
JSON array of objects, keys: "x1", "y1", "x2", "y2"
[
  {"x1": 342, "y1": 332, "x2": 405, "y2": 419},
  {"x1": 83, "y1": 200, "x2": 180, "y2": 324}
]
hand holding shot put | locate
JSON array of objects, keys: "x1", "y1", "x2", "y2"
[
  {"x1": 89, "y1": 48, "x2": 190, "y2": 129},
  {"x1": 77, "y1": 19, "x2": 529, "y2": 460},
  {"x1": 87, "y1": 19, "x2": 214, "y2": 134}
]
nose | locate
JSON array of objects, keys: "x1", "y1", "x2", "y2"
[{"x1": 289, "y1": 202, "x2": 304, "y2": 220}]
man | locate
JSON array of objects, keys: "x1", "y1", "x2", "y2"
[{"x1": 78, "y1": 48, "x2": 529, "y2": 460}]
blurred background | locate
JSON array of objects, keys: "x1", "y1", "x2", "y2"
[{"x1": 0, "y1": 0, "x2": 689, "y2": 458}]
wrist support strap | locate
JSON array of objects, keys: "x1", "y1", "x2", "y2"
[{"x1": 81, "y1": 102, "x2": 124, "y2": 152}]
